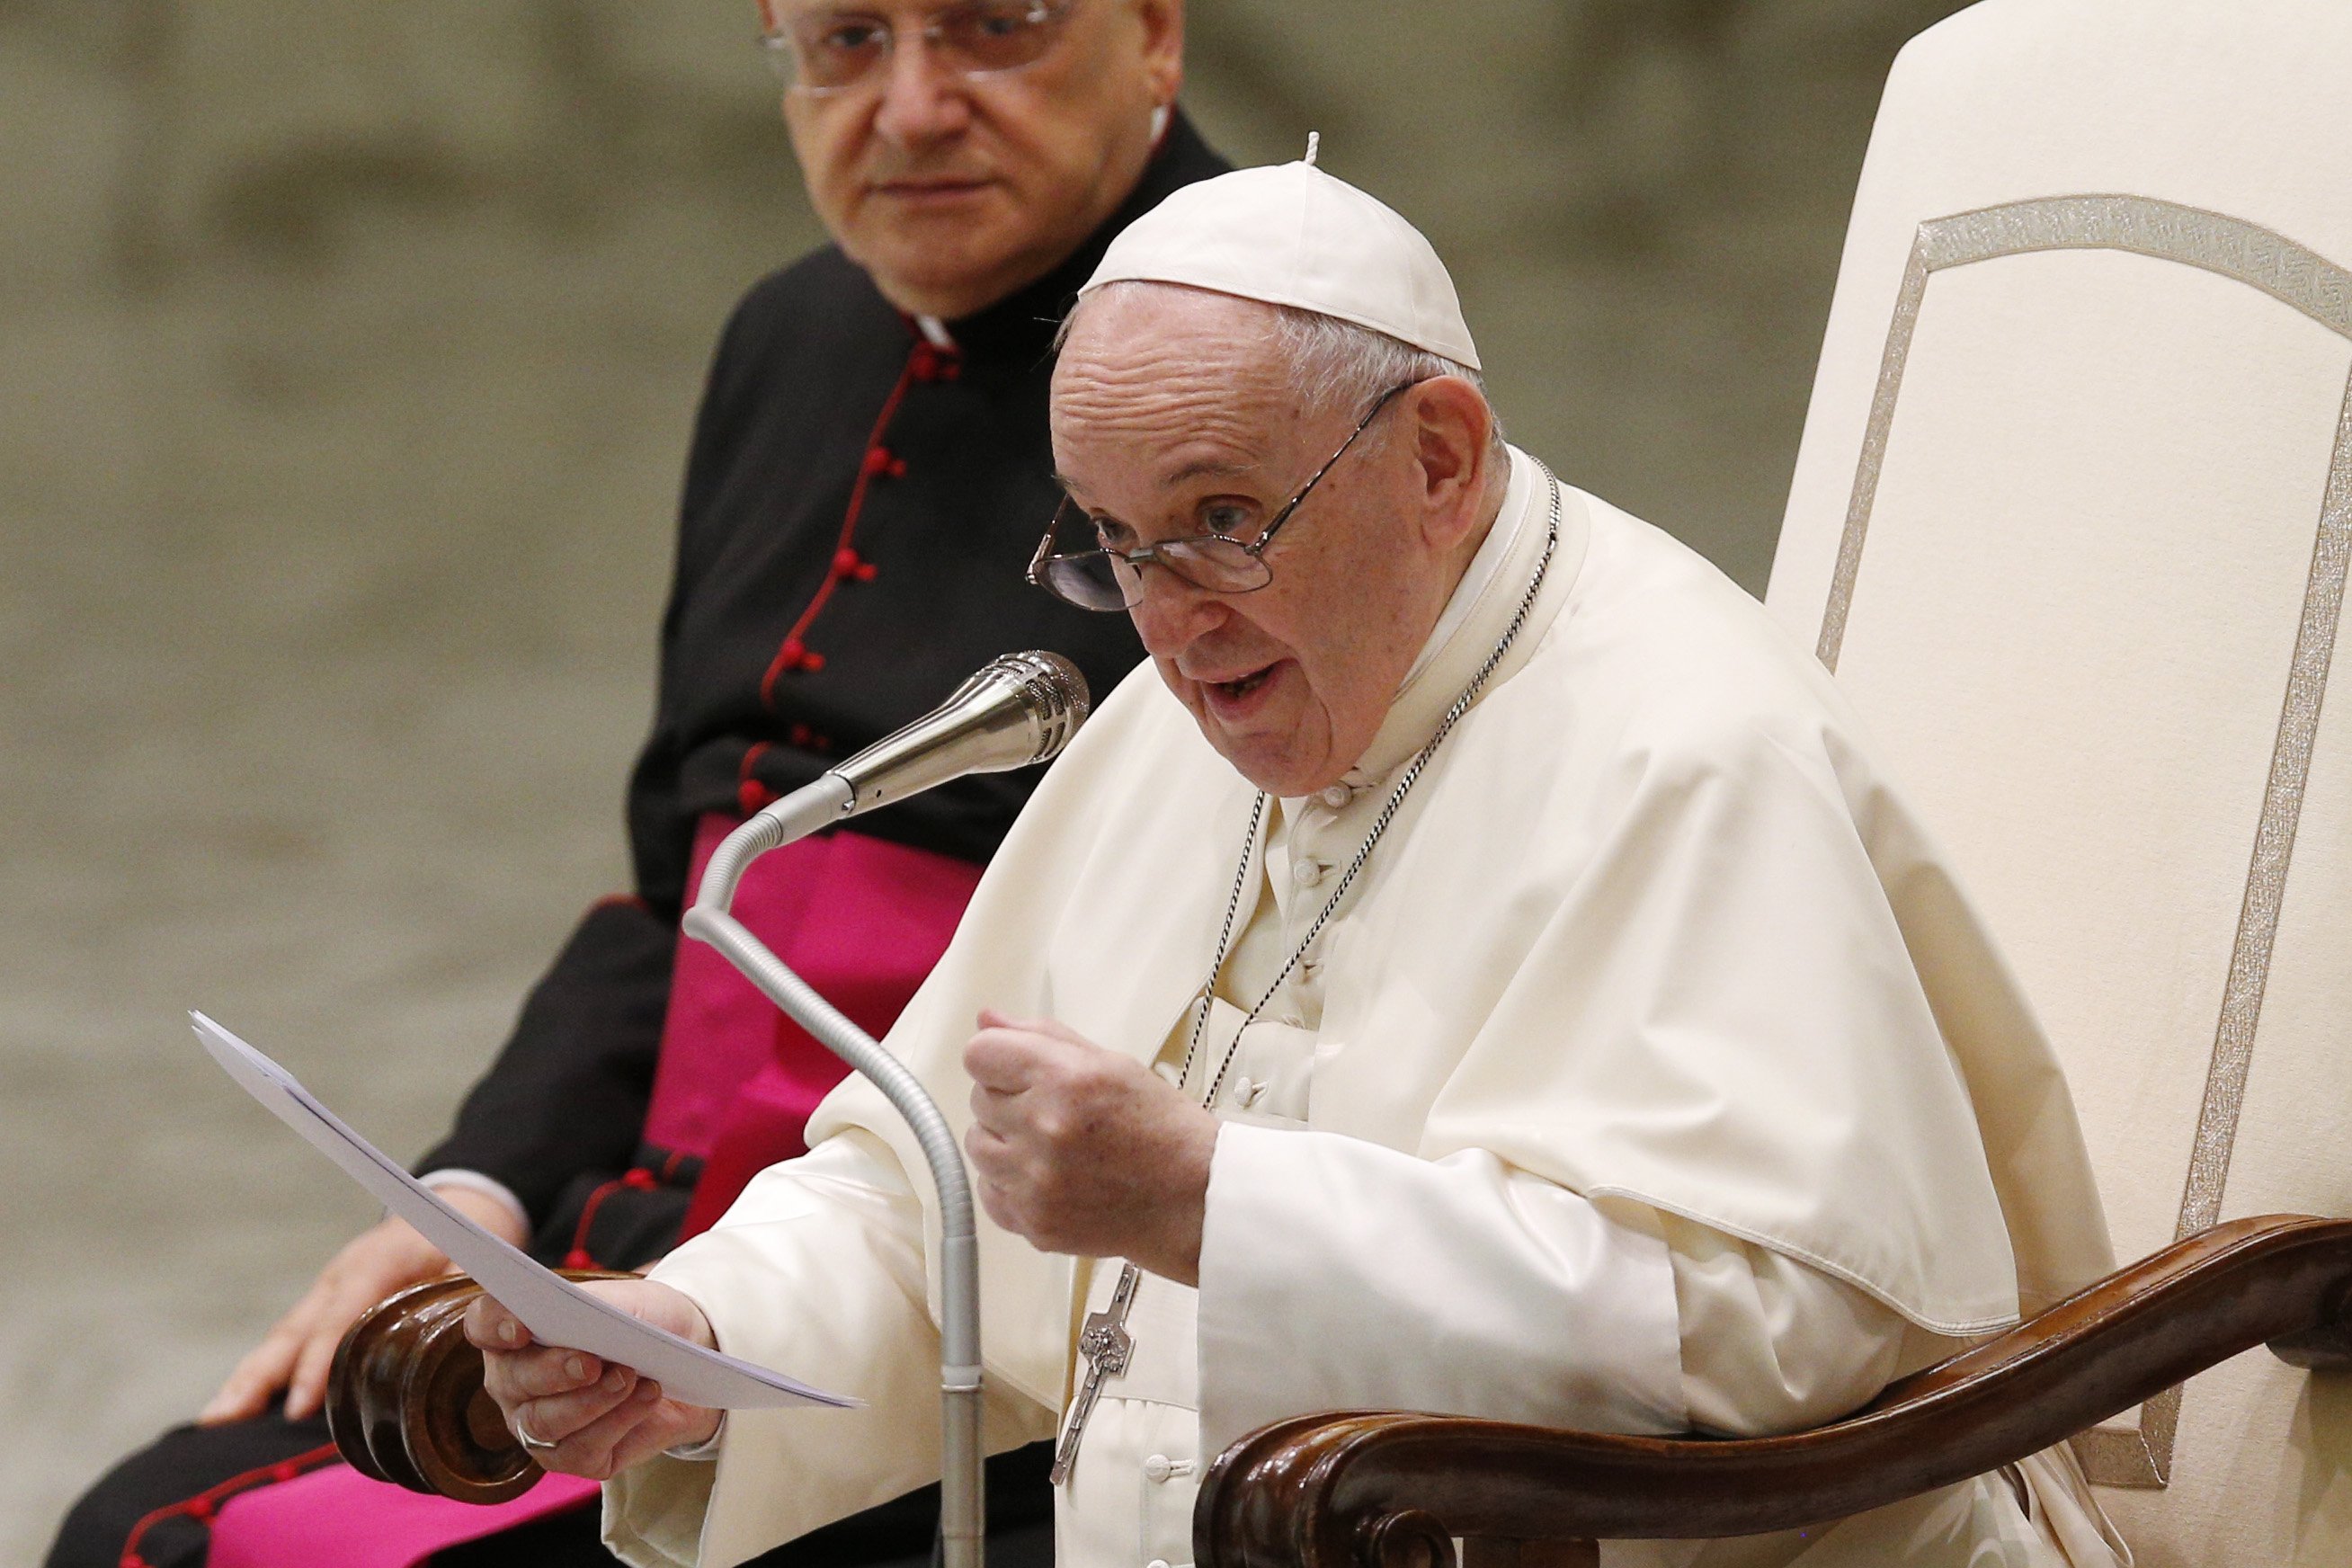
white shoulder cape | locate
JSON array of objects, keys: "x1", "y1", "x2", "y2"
[{"x1": 807, "y1": 454, "x2": 2114, "y2": 1412}]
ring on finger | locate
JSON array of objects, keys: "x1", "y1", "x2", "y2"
[{"x1": 512, "y1": 1408, "x2": 560, "y2": 1454}]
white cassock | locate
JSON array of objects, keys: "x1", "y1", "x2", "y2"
[{"x1": 603, "y1": 450, "x2": 2132, "y2": 1568}]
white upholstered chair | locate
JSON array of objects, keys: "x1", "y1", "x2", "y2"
[
  {"x1": 1196, "y1": 2, "x2": 2352, "y2": 1564},
  {"x1": 1764, "y1": 1, "x2": 2352, "y2": 1560}
]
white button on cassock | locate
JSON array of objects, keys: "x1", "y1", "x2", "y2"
[
  {"x1": 1317, "y1": 784, "x2": 1350, "y2": 809},
  {"x1": 1143, "y1": 1454, "x2": 1173, "y2": 1483},
  {"x1": 1292, "y1": 859, "x2": 1324, "y2": 887}
]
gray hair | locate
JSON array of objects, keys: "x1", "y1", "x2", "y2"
[
  {"x1": 1060, "y1": 281, "x2": 1508, "y2": 456},
  {"x1": 1266, "y1": 302, "x2": 1499, "y2": 444}
]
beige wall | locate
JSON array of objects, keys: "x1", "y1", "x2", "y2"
[{"x1": 0, "y1": 1, "x2": 1965, "y2": 1555}]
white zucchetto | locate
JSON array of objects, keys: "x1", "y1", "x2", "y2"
[{"x1": 1079, "y1": 137, "x2": 1482, "y2": 370}]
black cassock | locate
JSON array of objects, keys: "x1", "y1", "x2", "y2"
[{"x1": 54, "y1": 113, "x2": 1227, "y2": 1568}]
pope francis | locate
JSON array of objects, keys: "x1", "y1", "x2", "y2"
[{"x1": 468, "y1": 155, "x2": 2132, "y2": 1568}]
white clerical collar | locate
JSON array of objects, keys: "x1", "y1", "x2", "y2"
[
  {"x1": 1398, "y1": 445, "x2": 1533, "y2": 690},
  {"x1": 1332, "y1": 446, "x2": 1554, "y2": 788}
]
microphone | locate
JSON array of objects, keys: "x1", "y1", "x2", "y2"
[
  {"x1": 693, "y1": 648, "x2": 1091, "y2": 926},
  {"x1": 830, "y1": 648, "x2": 1091, "y2": 817},
  {"x1": 679, "y1": 649, "x2": 1092, "y2": 1568}
]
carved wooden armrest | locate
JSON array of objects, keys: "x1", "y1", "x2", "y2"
[
  {"x1": 326, "y1": 1269, "x2": 633, "y2": 1503},
  {"x1": 1196, "y1": 1214, "x2": 2352, "y2": 1568}
]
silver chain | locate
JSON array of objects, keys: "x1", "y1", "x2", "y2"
[{"x1": 1174, "y1": 461, "x2": 1564, "y2": 1108}]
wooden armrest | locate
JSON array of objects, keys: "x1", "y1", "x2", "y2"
[
  {"x1": 1197, "y1": 1214, "x2": 2352, "y2": 1568},
  {"x1": 325, "y1": 1269, "x2": 632, "y2": 1503}
]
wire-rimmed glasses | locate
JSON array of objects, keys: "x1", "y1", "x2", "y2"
[
  {"x1": 760, "y1": 0, "x2": 1075, "y2": 95},
  {"x1": 1029, "y1": 380, "x2": 1421, "y2": 613}
]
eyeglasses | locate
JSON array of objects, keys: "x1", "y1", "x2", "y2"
[
  {"x1": 1029, "y1": 381, "x2": 1422, "y2": 613},
  {"x1": 759, "y1": 0, "x2": 1074, "y2": 95}
]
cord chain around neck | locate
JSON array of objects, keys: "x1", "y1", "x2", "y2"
[{"x1": 1174, "y1": 461, "x2": 1564, "y2": 1108}]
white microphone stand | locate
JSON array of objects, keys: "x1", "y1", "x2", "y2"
[{"x1": 681, "y1": 782, "x2": 989, "y2": 1568}]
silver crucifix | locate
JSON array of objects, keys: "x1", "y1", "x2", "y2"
[{"x1": 1049, "y1": 1261, "x2": 1140, "y2": 1485}]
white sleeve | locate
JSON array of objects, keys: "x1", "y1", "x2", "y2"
[
  {"x1": 1194, "y1": 1124, "x2": 1687, "y2": 1456},
  {"x1": 1653, "y1": 1210, "x2": 1929, "y2": 1438},
  {"x1": 601, "y1": 1130, "x2": 1055, "y2": 1568},
  {"x1": 416, "y1": 1169, "x2": 530, "y2": 1236},
  {"x1": 1196, "y1": 1126, "x2": 1933, "y2": 1458}
]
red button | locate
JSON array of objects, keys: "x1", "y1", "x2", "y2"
[
  {"x1": 737, "y1": 779, "x2": 774, "y2": 815},
  {"x1": 564, "y1": 1248, "x2": 594, "y2": 1271},
  {"x1": 862, "y1": 447, "x2": 894, "y2": 477},
  {"x1": 908, "y1": 343, "x2": 963, "y2": 381}
]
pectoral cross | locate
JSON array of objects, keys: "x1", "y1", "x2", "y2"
[{"x1": 1049, "y1": 1261, "x2": 1140, "y2": 1485}]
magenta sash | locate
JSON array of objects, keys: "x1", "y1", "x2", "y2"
[
  {"x1": 655, "y1": 815, "x2": 982, "y2": 1236},
  {"x1": 205, "y1": 815, "x2": 980, "y2": 1565},
  {"x1": 209, "y1": 1471, "x2": 600, "y2": 1568}
]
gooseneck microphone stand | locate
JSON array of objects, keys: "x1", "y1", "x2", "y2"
[{"x1": 678, "y1": 652, "x2": 1089, "y2": 1568}]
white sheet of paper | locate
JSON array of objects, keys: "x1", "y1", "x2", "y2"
[{"x1": 191, "y1": 1011, "x2": 854, "y2": 1412}]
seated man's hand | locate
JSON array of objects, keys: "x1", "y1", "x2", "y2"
[
  {"x1": 464, "y1": 1279, "x2": 723, "y2": 1479},
  {"x1": 964, "y1": 1007, "x2": 1221, "y2": 1283},
  {"x1": 200, "y1": 1184, "x2": 528, "y2": 1425}
]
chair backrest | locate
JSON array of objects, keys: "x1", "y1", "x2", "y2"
[{"x1": 1760, "y1": 3, "x2": 2352, "y2": 1562}]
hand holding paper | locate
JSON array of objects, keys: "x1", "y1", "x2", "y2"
[
  {"x1": 191, "y1": 1011, "x2": 852, "y2": 1412},
  {"x1": 463, "y1": 1275, "x2": 730, "y2": 1474}
]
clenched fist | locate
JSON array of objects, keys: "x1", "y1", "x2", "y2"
[{"x1": 963, "y1": 1008, "x2": 1220, "y2": 1282}]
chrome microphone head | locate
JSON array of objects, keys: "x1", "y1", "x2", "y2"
[
  {"x1": 993, "y1": 648, "x2": 1091, "y2": 763},
  {"x1": 827, "y1": 650, "x2": 1092, "y2": 816}
]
